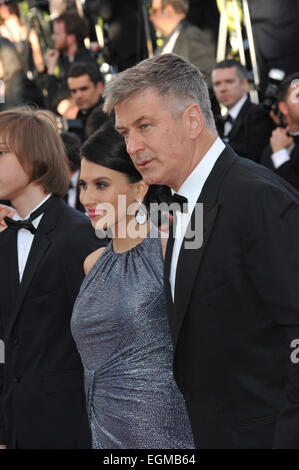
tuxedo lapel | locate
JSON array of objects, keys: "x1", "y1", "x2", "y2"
[
  {"x1": 228, "y1": 98, "x2": 251, "y2": 141},
  {"x1": 7, "y1": 197, "x2": 62, "y2": 333},
  {"x1": 173, "y1": 202, "x2": 219, "y2": 349},
  {"x1": 169, "y1": 147, "x2": 238, "y2": 351}
]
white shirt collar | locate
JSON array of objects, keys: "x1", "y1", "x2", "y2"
[
  {"x1": 70, "y1": 170, "x2": 80, "y2": 188},
  {"x1": 172, "y1": 137, "x2": 225, "y2": 213},
  {"x1": 228, "y1": 94, "x2": 248, "y2": 120},
  {"x1": 14, "y1": 193, "x2": 52, "y2": 226}
]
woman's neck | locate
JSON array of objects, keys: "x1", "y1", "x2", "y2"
[{"x1": 112, "y1": 219, "x2": 151, "y2": 254}]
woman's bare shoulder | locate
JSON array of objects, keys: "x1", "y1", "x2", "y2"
[{"x1": 84, "y1": 246, "x2": 106, "y2": 275}]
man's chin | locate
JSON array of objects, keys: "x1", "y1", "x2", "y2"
[{"x1": 141, "y1": 172, "x2": 161, "y2": 186}]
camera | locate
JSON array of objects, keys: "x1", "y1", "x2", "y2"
[{"x1": 262, "y1": 68, "x2": 286, "y2": 113}]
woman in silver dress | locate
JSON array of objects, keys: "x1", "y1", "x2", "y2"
[{"x1": 71, "y1": 128, "x2": 195, "y2": 449}]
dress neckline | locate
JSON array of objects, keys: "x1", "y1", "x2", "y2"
[{"x1": 109, "y1": 223, "x2": 159, "y2": 256}]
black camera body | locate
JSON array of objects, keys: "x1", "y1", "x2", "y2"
[{"x1": 262, "y1": 68, "x2": 286, "y2": 113}]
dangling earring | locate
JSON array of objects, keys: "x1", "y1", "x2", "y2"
[{"x1": 135, "y1": 198, "x2": 147, "y2": 225}]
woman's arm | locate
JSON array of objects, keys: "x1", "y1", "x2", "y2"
[{"x1": 29, "y1": 29, "x2": 45, "y2": 73}]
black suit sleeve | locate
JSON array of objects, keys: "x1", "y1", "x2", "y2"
[
  {"x1": 0, "y1": 304, "x2": 6, "y2": 445},
  {"x1": 244, "y1": 186, "x2": 299, "y2": 448},
  {"x1": 275, "y1": 153, "x2": 299, "y2": 192},
  {"x1": 178, "y1": 26, "x2": 216, "y2": 87},
  {"x1": 230, "y1": 108, "x2": 275, "y2": 162}
]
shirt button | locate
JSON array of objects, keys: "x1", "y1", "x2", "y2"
[
  {"x1": 13, "y1": 338, "x2": 19, "y2": 346},
  {"x1": 13, "y1": 376, "x2": 21, "y2": 383}
]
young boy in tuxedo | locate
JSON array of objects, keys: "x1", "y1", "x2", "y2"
[{"x1": 0, "y1": 107, "x2": 105, "y2": 449}]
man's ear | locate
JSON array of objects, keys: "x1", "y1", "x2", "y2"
[
  {"x1": 185, "y1": 104, "x2": 204, "y2": 139},
  {"x1": 241, "y1": 78, "x2": 249, "y2": 93},
  {"x1": 97, "y1": 82, "x2": 104, "y2": 95}
]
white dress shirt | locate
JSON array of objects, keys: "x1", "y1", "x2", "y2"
[
  {"x1": 170, "y1": 138, "x2": 225, "y2": 300},
  {"x1": 224, "y1": 95, "x2": 247, "y2": 137},
  {"x1": 271, "y1": 131, "x2": 299, "y2": 168},
  {"x1": 15, "y1": 194, "x2": 52, "y2": 282},
  {"x1": 67, "y1": 170, "x2": 80, "y2": 209},
  {"x1": 162, "y1": 29, "x2": 180, "y2": 54}
]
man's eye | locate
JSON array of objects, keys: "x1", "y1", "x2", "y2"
[{"x1": 141, "y1": 123, "x2": 150, "y2": 129}]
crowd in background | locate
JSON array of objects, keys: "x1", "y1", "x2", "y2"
[{"x1": 0, "y1": 0, "x2": 299, "y2": 197}]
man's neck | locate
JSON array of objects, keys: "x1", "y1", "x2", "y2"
[
  {"x1": 65, "y1": 42, "x2": 78, "y2": 58},
  {"x1": 11, "y1": 185, "x2": 49, "y2": 219},
  {"x1": 163, "y1": 15, "x2": 185, "y2": 37},
  {"x1": 227, "y1": 94, "x2": 247, "y2": 112},
  {"x1": 172, "y1": 130, "x2": 218, "y2": 192}
]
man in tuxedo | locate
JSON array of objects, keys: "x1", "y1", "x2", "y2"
[
  {"x1": 0, "y1": 107, "x2": 105, "y2": 449},
  {"x1": 104, "y1": 53, "x2": 299, "y2": 449},
  {"x1": 212, "y1": 59, "x2": 274, "y2": 162},
  {"x1": 150, "y1": 0, "x2": 216, "y2": 87},
  {"x1": 261, "y1": 72, "x2": 299, "y2": 192},
  {"x1": 66, "y1": 62, "x2": 105, "y2": 142}
]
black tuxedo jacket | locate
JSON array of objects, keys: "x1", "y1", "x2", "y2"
[
  {"x1": 165, "y1": 146, "x2": 299, "y2": 449},
  {"x1": 261, "y1": 142, "x2": 299, "y2": 192},
  {"x1": 216, "y1": 98, "x2": 274, "y2": 163},
  {"x1": 156, "y1": 20, "x2": 216, "y2": 88},
  {"x1": 0, "y1": 197, "x2": 105, "y2": 449}
]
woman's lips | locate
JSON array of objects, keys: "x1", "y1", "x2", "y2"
[{"x1": 87, "y1": 209, "x2": 105, "y2": 218}]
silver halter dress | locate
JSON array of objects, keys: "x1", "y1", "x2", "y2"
[{"x1": 71, "y1": 225, "x2": 195, "y2": 449}]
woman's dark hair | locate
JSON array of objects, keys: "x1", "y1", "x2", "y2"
[{"x1": 81, "y1": 127, "x2": 171, "y2": 208}]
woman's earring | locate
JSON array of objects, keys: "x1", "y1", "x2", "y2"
[{"x1": 135, "y1": 198, "x2": 147, "y2": 225}]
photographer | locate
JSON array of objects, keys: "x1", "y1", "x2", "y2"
[{"x1": 261, "y1": 73, "x2": 299, "y2": 191}]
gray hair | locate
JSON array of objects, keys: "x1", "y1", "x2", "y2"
[{"x1": 103, "y1": 54, "x2": 216, "y2": 131}]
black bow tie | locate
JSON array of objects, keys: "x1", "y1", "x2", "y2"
[
  {"x1": 4, "y1": 195, "x2": 54, "y2": 234},
  {"x1": 170, "y1": 193, "x2": 188, "y2": 213},
  {"x1": 223, "y1": 113, "x2": 234, "y2": 124}
]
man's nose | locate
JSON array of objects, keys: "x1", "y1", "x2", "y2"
[{"x1": 126, "y1": 132, "x2": 144, "y2": 156}]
